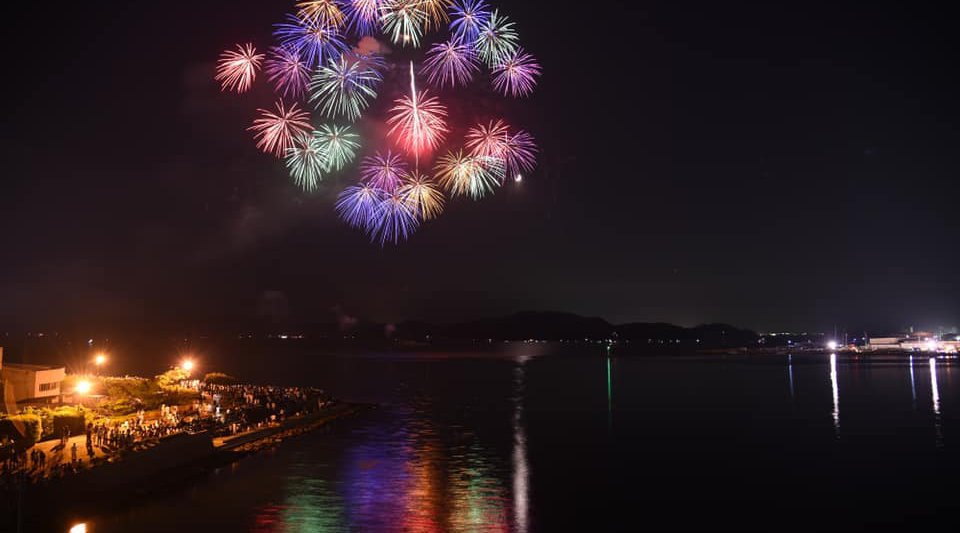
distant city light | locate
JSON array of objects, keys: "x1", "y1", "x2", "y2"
[
  {"x1": 826, "y1": 340, "x2": 838, "y2": 351},
  {"x1": 69, "y1": 524, "x2": 87, "y2": 533},
  {"x1": 75, "y1": 380, "x2": 92, "y2": 395},
  {"x1": 94, "y1": 353, "x2": 107, "y2": 366},
  {"x1": 181, "y1": 358, "x2": 195, "y2": 373},
  {"x1": 925, "y1": 339, "x2": 938, "y2": 352},
  {"x1": 514, "y1": 173, "x2": 523, "y2": 183}
]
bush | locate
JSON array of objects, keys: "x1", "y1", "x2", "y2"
[
  {"x1": 203, "y1": 372, "x2": 237, "y2": 385},
  {"x1": 0, "y1": 414, "x2": 42, "y2": 447},
  {"x1": 51, "y1": 406, "x2": 88, "y2": 437},
  {"x1": 156, "y1": 368, "x2": 189, "y2": 389}
]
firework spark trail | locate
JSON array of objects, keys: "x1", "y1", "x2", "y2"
[
  {"x1": 492, "y1": 48, "x2": 541, "y2": 97},
  {"x1": 249, "y1": 101, "x2": 313, "y2": 158},
  {"x1": 215, "y1": 43, "x2": 264, "y2": 93},
  {"x1": 387, "y1": 62, "x2": 449, "y2": 162},
  {"x1": 265, "y1": 46, "x2": 310, "y2": 99}
]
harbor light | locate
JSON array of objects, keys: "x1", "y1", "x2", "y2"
[
  {"x1": 925, "y1": 339, "x2": 938, "y2": 352},
  {"x1": 826, "y1": 340, "x2": 838, "y2": 351}
]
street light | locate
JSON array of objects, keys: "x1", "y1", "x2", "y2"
[
  {"x1": 181, "y1": 358, "x2": 195, "y2": 374},
  {"x1": 75, "y1": 380, "x2": 92, "y2": 395},
  {"x1": 69, "y1": 524, "x2": 88, "y2": 533},
  {"x1": 94, "y1": 353, "x2": 106, "y2": 366}
]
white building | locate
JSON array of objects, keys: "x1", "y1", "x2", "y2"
[{"x1": 0, "y1": 347, "x2": 66, "y2": 406}]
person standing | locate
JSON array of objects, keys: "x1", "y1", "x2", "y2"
[{"x1": 70, "y1": 442, "x2": 78, "y2": 464}]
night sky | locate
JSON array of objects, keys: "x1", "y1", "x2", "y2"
[{"x1": 2, "y1": 1, "x2": 958, "y2": 333}]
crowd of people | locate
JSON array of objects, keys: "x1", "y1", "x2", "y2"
[{"x1": 1, "y1": 382, "x2": 333, "y2": 488}]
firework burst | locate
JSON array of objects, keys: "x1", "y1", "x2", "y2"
[
  {"x1": 344, "y1": 0, "x2": 381, "y2": 35},
  {"x1": 435, "y1": 149, "x2": 501, "y2": 199},
  {"x1": 491, "y1": 48, "x2": 541, "y2": 97},
  {"x1": 313, "y1": 124, "x2": 361, "y2": 171},
  {"x1": 264, "y1": 46, "x2": 310, "y2": 99},
  {"x1": 274, "y1": 13, "x2": 347, "y2": 68},
  {"x1": 464, "y1": 119, "x2": 510, "y2": 158},
  {"x1": 359, "y1": 151, "x2": 408, "y2": 191},
  {"x1": 388, "y1": 62, "x2": 449, "y2": 156},
  {"x1": 295, "y1": 0, "x2": 346, "y2": 27},
  {"x1": 336, "y1": 184, "x2": 385, "y2": 230},
  {"x1": 249, "y1": 101, "x2": 313, "y2": 158},
  {"x1": 379, "y1": 0, "x2": 427, "y2": 47},
  {"x1": 422, "y1": 39, "x2": 479, "y2": 88},
  {"x1": 309, "y1": 55, "x2": 382, "y2": 120},
  {"x1": 475, "y1": 9, "x2": 518, "y2": 67},
  {"x1": 372, "y1": 190, "x2": 420, "y2": 244},
  {"x1": 449, "y1": 0, "x2": 490, "y2": 43},
  {"x1": 465, "y1": 120, "x2": 537, "y2": 177},
  {"x1": 419, "y1": 0, "x2": 453, "y2": 29},
  {"x1": 285, "y1": 133, "x2": 328, "y2": 191},
  {"x1": 215, "y1": 43, "x2": 264, "y2": 93},
  {"x1": 400, "y1": 172, "x2": 445, "y2": 220}
]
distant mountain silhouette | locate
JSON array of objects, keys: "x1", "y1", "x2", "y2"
[{"x1": 392, "y1": 311, "x2": 758, "y2": 347}]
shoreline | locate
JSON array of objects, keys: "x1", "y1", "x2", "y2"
[{"x1": 5, "y1": 402, "x2": 374, "y2": 531}]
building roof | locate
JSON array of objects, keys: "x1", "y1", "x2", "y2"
[{"x1": 2, "y1": 362, "x2": 66, "y2": 371}]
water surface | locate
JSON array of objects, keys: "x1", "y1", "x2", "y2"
[{"x1": 77, "y1": 350, "x2": 960, "y2": 531}]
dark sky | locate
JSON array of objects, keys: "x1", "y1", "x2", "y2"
[{"x1": 1, "y1": 1, "x2": 958, "y2": 333}]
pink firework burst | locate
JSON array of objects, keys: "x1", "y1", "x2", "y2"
[
  {"x1": 215, "y1": 43, "x2": 264, "y2": 93},
  {"x1": 465, "y1": 120, "x2": 537, "y2": 178},
  {"x1": 359, "y1": 151, "x2": 408, "y2": 192},
  {"x1": 248, "y1": 101, "x2": 313, "y2": 158},
  {"x1": 264, "y1": 46, "x2": 310, "y2": 99},
  {"x1": 491, "y1": 48, "x2": 541, "y2": 97},
  {"x1": 387, "y1": 62, "x2": 449, "y2": 156}
]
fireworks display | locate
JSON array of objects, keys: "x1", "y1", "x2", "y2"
[
  {"x1": 491, "y1": 47, "x2": 540, "y2": 97},
  {"x1": 422, "y1": 39, "x2": 479, "y2": 88},
  {"x1": 249, "y1": 101, "x2": 313, "y2": 157},
  {"x1": 265, "y1": 46, "x2": 310, "y2": 99},
  {"x1": 216, "y1": 0, "x2": 540, "y2": 245},
  {"x1": 215, "y1": 44, "x2": 264, "y2": 93}
]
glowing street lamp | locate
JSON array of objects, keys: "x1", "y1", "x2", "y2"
[
  {"x1": 94, "y1": 353, "x2": 107, "y2": 366},
  {"x1": 69, "y1": 524, "x2": 88, "y2": 533},
  {"x1": 181, "y1": 358, "x2": 195, "y2": 374},
  {"x1": 75, "y1": 380, "x2": 92, "y2": 395}
]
